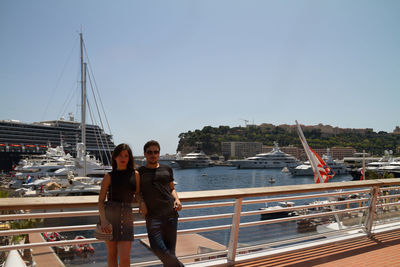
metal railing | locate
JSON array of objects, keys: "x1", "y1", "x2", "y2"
[{"x1": 0, "y1": 178, "x2": 399, "y2": 266}]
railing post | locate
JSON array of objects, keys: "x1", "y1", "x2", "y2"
[
  {"x1": 365, "y1": 186, "x2": 379, "y2": 236},
  {"x1": 227, "y1": 197, "x2": 242, "y2": 265}
]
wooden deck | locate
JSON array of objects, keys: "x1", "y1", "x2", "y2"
[
  {"x1": 141, "y1": 233, "x2": 226, "y2": 264},
  {"x1": 232, "y1": 228, "x2": 400, "y2": 267},
  {"x1": 28, "y1": 233, "x2": 64, "y2": 267}
]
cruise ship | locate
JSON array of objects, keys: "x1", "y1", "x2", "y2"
[
  {"x1": 0, "y1": 114, "x2": 115, "y2": 170},
  {"x1": 228, "y1": 142, "x2": 300, "y2": 169}
]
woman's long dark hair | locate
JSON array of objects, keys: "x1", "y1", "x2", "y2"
[{"x1": 111, "y1": 143, "x2": 135, "y2": 173}]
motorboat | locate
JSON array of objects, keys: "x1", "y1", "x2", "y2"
[
  {"x1": 13, "y1": 145, "x2": 75, "y2": 179},
  {"x1": 54, "y1": 144, "x2": 112, "y2": 178},
  {"x1": 17, "y1": 173, "x2": 101, "y2": 196},
  {"x1": 349, "y1": 150, "x2": 397, "y2": 179},
  {"x1": 289, "y1": 152, "x2": 349, "y2": 176},
  {"x1": 259, "y1": 201, "x2": 297, "y2": 220},
  {"x1": 228, "y1": 142, "x2": 300, "y2": 169},
  {"x1": 175, "y1": 144, "x2": 213, "y2": 169},
  {"x1": 377, "y1": 160, "x2": 400, "y2": 176}
]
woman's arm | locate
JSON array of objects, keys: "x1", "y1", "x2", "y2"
[
  {"x1": 135, "y1": 171, "x2": 147, "y2": 217},
  {"x1": 98, "y1": 174, "x2": 112, "y2": 232},
  {"x1": 170, "y1": 182, "x2": 182, "y2": 211}
]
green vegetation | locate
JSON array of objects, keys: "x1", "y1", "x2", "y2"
[{"x1": 177, "y1": 125, "x2": 400, "y2": 156}]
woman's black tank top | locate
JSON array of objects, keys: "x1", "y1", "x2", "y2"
[{"x1": 108, "y1": 169, "x2": 136, "y2": 203}]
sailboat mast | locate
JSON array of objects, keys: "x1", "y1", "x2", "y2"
[{"x1": 80, "y1": 33, "x2": 87, "y2": 176}]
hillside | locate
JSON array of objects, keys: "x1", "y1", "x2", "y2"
[{"x1": 177, "y1": 125, "x2": 400, "y2": 156}]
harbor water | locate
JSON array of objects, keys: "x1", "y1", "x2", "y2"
[{"x1": 52, "y1": 166, "x2": 354, "y2": 266}]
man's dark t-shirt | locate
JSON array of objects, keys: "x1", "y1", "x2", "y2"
[{"x1": 138, "y1": 164, "x2": 178, "y2": 218}]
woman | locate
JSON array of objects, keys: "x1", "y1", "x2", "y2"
[{"x1": 98, "y1": 143, "x2": 140, "y2": 267}]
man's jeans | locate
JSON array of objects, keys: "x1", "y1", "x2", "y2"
[{"x1": 146, "y1": 216, "x2": 184, "y2": 267}]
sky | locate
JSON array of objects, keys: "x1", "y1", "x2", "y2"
[{"x1": 1, "y1": 1, "x2": 400, "y2": 155}]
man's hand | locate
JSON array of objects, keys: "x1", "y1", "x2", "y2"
[{"x1": 174, "y1": 199, "x2": 182, "y2": 211}]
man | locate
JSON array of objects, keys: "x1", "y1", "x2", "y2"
[{"x1": 138, "y1": 140, "x2": 184, "y2": 267}]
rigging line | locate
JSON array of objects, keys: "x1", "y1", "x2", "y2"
[
  {"x1": 87, "y1": 72, "x2": 111, "y2": 164},
  {"x1": 57, "y1": 80, "x2": 79, "y2": 120},
  {"x1": 86, "y1": 65, "x2": 112, "y2": 161},
  {"x1": 42, "y1": 36, "x2": 79, "y2": 121},
  {"x1": 86, "y1": 100, "x2": 104, "y2": 166},
  {"x1": 82, "y1": 41, "x2": 113, "y2": 138}
]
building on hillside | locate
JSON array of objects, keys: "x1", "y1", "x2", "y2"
[{"x1": 221, "y1": 142, "x2": 262, "y2": 159}]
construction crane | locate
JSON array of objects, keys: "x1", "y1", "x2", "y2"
[{"x1": 239, "y1": 119, "x2": 249, "y2": 127}]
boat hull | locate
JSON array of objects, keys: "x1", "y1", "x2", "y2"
[
  {"x1": 230, "y1": 160, "x2": 298, "y2": 169},
  {"x1": 175, "y1": 160, "x2": 212, "y2": 169}
]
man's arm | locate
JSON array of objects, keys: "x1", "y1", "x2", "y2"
[{"x1": 170, "y1": 181, "x2": 182, "y2": 211}]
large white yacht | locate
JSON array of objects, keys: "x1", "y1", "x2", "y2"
[
  {"x1": 228, "y1": 142, "x2": 300, "y2": 169},
  {"x1": 175, "y1": 148, "x2": 213, "y2": 169},
  {"x1": 289, "y1": 151, "x2": 349, "y2": 176},
  {"x1": 14, "y1": 145, "x2": 75, "y2": 179}
]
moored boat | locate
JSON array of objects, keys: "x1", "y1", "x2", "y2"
[{"x1": 229, "y1": 142, "x2": 300, "y2": 169}]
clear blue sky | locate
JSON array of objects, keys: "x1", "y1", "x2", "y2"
[{"x1": 1, "y1": 1, "x2": 399, "y2": 155}]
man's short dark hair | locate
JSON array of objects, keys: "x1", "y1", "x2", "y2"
[{"x1": 144, "y1": 140, "x2": 160, "y2": 152}]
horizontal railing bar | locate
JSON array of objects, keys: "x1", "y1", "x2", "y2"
[
  {"x1": 239, "y1": 207, "x2": 368, "y2": 228},
  {"x1": 235, "y1": 224, "x2": 365, "y2": 253},
  {"x1": 0, "y1": 224, "x2": 97, "y2": 236},
  {"x1": 0, "y1": 238, "x2": 99, "y2": 251},
  {"x1": 241, "y1": 198, "x2": 369, "y2": 217},
  {"x1": 378, "y1": 194, "x2": 400, "y2": 200},
  {"x1": 380, "y1": 186, "x2": 400, "y2": 191},
  {"x1": 377, "y1": 202, "x2": 400, "y2": 208},
  {"x1": 182, "y1": 201, "x2": 235, "y2": 209},
  {"x1": 178, "y1": 250, "x2": 228, "y2": 260},
  {"x1": 131, "y1": 259, "x2": 163, "y2": 267},
  {"x1": 177, "y1": 225, "x2": 232, "y2": 235},
  {"x1": 242, "y1": 189, "x2": 371, "y2": 205},
  {"x1": 0, "y1": 210, "x2": 100, "y2": 220},
  {"x1": 178, "y1": 213, "x2": 234, "y2": 223},
  {"x1": 0, "y1": 232, "x2": 149, "y2": 251},
  {"x1": 0, "y1": 208, "x2": 141, "y2": 221},
  {"x1": 0, "y1": 220, "x2": 147, "y2": 236}
]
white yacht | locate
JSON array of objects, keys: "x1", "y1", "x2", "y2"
[
  {"x1": 359, "y1": 150, "x2": 394, "y2": 172},
  {"x1": 228, "y1": 142, "x2": 300, "y2": 169},
  {"x1": 14, "y1": 145, "x2": 75, "y2": 179},
  {"x1": 54, "y1": 143, "x2": 112, "y2": 178},
  {"x1": 377, "y1": 159, "x2": 400, "y2": 175},
  {"x1": 175, "y1": 150, "x2": 213, "y2": 168},
  {"x1": 19, "y1": 175, "x2": 101, "y2": 196},
  {"x1": 289, "y1": 152, "x2": 348, "y2": 176}
]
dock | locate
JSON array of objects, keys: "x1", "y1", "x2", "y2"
[
  {"x1": 141, "y1": 233, "x2": 226, "y2": 263},
  {"x1": 28, "y1": 233, "x2": 64, "y2": 267}
]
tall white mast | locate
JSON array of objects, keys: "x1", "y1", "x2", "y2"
[{"x1": 80, "y1": 33, "x2": 87, "y2": 176}]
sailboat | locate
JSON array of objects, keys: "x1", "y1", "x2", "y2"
[{"x1": 23, "y1": 33, "x2": 111, "y2": 196}]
